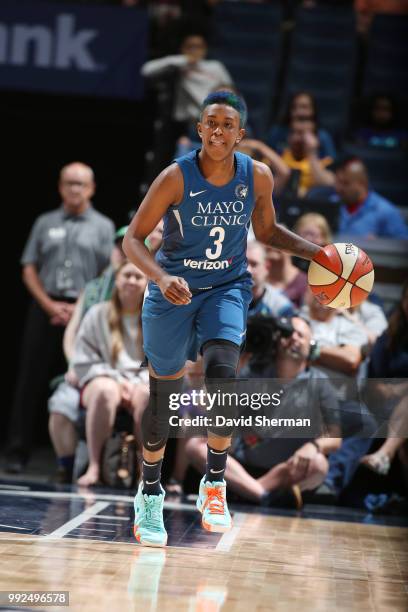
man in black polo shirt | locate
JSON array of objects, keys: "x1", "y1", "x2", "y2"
[{"x1": 5, "y1": 162, "x2": 115, "y2": 473}]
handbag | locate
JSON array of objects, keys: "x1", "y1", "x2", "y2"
[{"x1": 101, "y1": 432, "x2": 139, "y2": 489}]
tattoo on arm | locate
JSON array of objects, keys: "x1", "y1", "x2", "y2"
[
  {"x1": 269, "y1": 224, "x2": 321, "y2": 261},
  {"x1": 252, "y1": 204, "x2": 265, "y2": 229}
]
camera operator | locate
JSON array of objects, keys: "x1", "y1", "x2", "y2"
[{"x1": 186, "y1": 316, "x2": 342, "y2": 508}]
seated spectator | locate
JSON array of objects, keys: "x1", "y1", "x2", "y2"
[
  {"x1": 247, "y1": 241, "x2": 295, "y2": 318},
  {"x1": 281, "y1": 119, "x2": 335, "y2": 197},
  {"x1": 48, "y1": 227, "x2": 128, "y2": 483},
  {"x1": 48, "y1": 223, "x2": 163, "y2": 484},
  {"x1": 71, "y1": 260, "x2": 149, "y2": 487},
  {"x1": 368, "y1": 280, "x2": 408, "y2": 379},
  {"x1": 293, "y1": 212, "x2": 332, "y2": 247},
  {"x1": 186, "y1": 316, "x2": 342, "y2": 508},
  {"x1": 351, "y1": 93, "x2": 408, "y2": 150},
  {"x1": 333, "y1": 157, "x2": 408, "y2": 238},
  {"x1": 292, "y1": 211, "x2": 333, "y2": 274},
  {"x1": 265, "y1": 246, "x2": 308, "y2": 309},
  {"x1": 361, "y1": 280, "x2": 408, "y2": 476},
  {"x1": 342, "y1": 301, "x2": 388, "y2": 357},
  {"x1": 267, "y1": 91, "x2": 337, "y2": 159},
  {"x1": 301, "y1": 290, "x2": 378, "y2": 502},
  {"x1": 302, "y1": 289, "x2": 368, "y2": 391},
  {"x1": 237, "y1": 138, "x2": 290, "y2": 196}
]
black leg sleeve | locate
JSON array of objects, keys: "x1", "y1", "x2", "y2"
[{"x1": 142, "y1": 376, "x2": 184, "y2": 452}]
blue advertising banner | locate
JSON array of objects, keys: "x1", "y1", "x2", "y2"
[{"x1": 0, "y1": 0, "x2": 148, "y2": 99}]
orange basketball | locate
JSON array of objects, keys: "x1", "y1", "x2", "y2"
[{"x1": 308, "y1": 243, "x2": 374, "y2": 309}]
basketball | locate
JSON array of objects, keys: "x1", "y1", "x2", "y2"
[{"x1": 308, "y1": 243, "x2": 374, "y2": 309}]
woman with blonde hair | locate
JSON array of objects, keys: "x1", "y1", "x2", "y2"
[
  {"x1": 266, "y1": 214, "x2": 332, "y2": 308},
  {"x1": 293, "y1": 212, "x2": 332, "y2": 247},
  {"x1": 72, "y1": 260, "x2": 149, "y2": 486}
]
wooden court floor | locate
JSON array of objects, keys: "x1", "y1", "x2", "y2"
[{"x1": 1, "y1": 512, "x2": 407, "y2": 612}]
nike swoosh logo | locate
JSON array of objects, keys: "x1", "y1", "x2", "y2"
[
  {"x1": 190, "y1": 189, "x2": 206, "y2": 197},
  {"x1": 210, "y1": 468, "x2": 224, "y2": 474},
  {"x1": 239, "y1": 330, "x2": 247, "y2": 337},
  {"x1": 146, "y1": 439, "x2": 163, "y2": 447}
]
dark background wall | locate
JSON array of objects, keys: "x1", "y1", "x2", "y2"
[{"x1": 2, "y1": 90, "x2": 154, "y2": 442}]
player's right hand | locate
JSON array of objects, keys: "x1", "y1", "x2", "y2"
[{"x1": 157, "y1": 274, "x2": 192, "y2": 305}]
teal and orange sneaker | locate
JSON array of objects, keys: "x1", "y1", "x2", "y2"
[
  {"x1": 133, "y1": 482, "x2": 168, "y2": 547},
  {"x1": 196, "y1": 476, "x2": 232, "y2": 533}
]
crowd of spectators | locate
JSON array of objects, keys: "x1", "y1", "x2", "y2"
[
  {"x1": 3, "y1": 1, "x2": 408, "y2": 518},
  {"x1": 4, "y1": 166, "x2": 406, "y2": 514}
]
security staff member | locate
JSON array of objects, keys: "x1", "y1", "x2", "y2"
[{"x1": 5, "y1": 162, "x2": 115, "y2": 473}]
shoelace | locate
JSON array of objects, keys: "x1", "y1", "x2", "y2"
[
  {"x1": 206, "y1": 487, "x2": 225, "y2": 515},
  {"x1": 144, "y1": 497, "x2": 163, "y2": 530}
]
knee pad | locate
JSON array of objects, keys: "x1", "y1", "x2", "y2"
[
  {"x1": 202, "y1": 340, "x2": 241, "y2": 438},
  {"x1": 202, "y1": 339, "x2": 240, "y2": 381},
  {"x1": 142, "y1": 376, "x2": 184, "y2": 452}
]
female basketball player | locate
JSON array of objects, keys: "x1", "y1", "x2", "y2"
[{"x1": 123, "y1": 91, "x2": 323, "y2": 546}]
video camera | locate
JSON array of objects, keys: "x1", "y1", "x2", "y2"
[{"x1": 245, "y1": 315, "x2": 294, "y2": 363}]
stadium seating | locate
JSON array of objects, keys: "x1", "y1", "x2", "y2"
[
  {"x1": 281, "y1": 6, "x2": 357, "y2": 137},
  {"x1": 210, "y1": 2, "x2": 283, "y2": 137},
  {"x1": 362, "y1": 14, "x2": 408, "y2": 97}
]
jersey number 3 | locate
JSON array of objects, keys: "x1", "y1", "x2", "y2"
[{"x1": 205, "y1": 227, "x2": 225, "y2": 260}]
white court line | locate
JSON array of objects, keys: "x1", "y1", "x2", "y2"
[
  {"x1": 0, "y1": 489, "x2": 245, "y2": 551},
  {"x1": 215, "y1": 512, "x2": 246, "y2": 552},
  {"x1": 96, "y1": 515, "x2": 129, "y2": 521},
  {"x1": 68, "y1": 534, "x2": 110, "y2": 541},
  {"x1": 43, "y1": 501, "x2": 109, "y2": 539},
  {"x1": 0, "y1": 524, "x2": 30, "y2": 530},
  {"x1": 0, "y1": 484, "x2": 30, "y2": 490},
  {"x1": 0, "y1": 489, "x2": 196, "y2": 512},
  {"x1": 72, "y1": 527, "x2": 116, "y2": 533}
]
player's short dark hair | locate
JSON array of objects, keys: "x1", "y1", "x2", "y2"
[{"x1": 200, "y1": 91, "x2": 248, "y2": 128}]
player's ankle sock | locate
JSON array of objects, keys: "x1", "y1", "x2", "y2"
[
  {"x1": 205, "y1": 445, "x2": 229, "y2": 483},
  {"x1": 142, "y1": 458, "x2": 163, "y2": 495}
]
